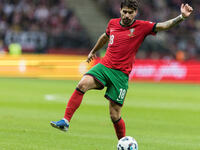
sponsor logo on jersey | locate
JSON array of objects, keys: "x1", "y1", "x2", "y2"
[{"x1": 110, "y1": 29, "x2": 117, "y2": 32}]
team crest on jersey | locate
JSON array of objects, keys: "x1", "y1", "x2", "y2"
[{"x1": 128, "y1": 28, "x2": 135, "y2": 37}]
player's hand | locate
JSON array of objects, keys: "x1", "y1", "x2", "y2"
[
  {"x1": 86, "y1": 51, "x2": 96, "y2": 63},
  {"x1": 181, "y1": 3, "x2": 193, "y2": 18}
]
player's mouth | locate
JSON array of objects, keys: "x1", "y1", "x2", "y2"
[{"x1": 123, "y1": 18, "x2": 131, "y2": 25}]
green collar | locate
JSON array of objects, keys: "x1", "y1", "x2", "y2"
[{"x1": 120, "y1": 19, "x2": 136, "y2": 27}]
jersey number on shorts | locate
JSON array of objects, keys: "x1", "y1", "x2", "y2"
[
  {"x1": 118, "y1": 88, "x2": 126, "y2": 100},
  {"x1": 109, "y1": 35, "x2": 114, "y2": 45}
]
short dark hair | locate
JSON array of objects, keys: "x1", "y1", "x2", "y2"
[{"x1": 121, "y1": 0, "x2": 139, "y2": 10}]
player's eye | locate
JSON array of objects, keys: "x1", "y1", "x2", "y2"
[
  {"x1": 128, "y1": 11, "x2": 133, "y2": 14},
  {"x1": 123, "y1": 10, "x2": 127, "y2": 14}
]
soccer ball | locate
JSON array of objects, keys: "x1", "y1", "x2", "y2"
[{"x1": 117, "y1": 136, "x2": 138, "y2": 150}]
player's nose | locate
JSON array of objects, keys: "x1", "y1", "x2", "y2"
[{"x1": 125, "y1": 13, "x2": 130, "y2": 18}]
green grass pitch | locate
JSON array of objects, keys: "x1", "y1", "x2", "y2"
[{"x1": 0, "y1": 78, "x2": 200, "y2": 150}]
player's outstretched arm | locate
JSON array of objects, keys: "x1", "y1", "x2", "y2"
[
  {"x1": 155, "y1": 3, "x2": 193, "y2": 32},
  {"x1": 86, "y1": 33, "x2": 109, "y2": 63}
]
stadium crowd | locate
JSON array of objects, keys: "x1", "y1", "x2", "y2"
[
  {"x1": 0, "y1": 0, "x2": 91, "y2": 53},
  {"x1": 96, "y1": 0, "x2": 200, "y2": 60}
]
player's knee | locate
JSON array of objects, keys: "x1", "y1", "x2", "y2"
[
  {"x1": 77, "y1": 81, "x2": 89, "y2": 92},
  {"x1": 110, "y1": 111, "x2": 121, "y2": 122}
]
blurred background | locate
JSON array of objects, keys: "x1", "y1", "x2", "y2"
[
  {"x1": 1, "y1": 1, "x2": 200, "y2": 150},
  {"x1": 0, "y1": 0, "x2": 200, "y2": 82}
]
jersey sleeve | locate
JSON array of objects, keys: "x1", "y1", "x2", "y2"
[
  {"x1": 105, "y1": 20, "x2": 111, "y2": 37},
  {"x1": 143, "y1": 21, "x2": 157, "y2": 36}
]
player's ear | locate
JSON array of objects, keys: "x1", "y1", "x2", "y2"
[
  {"x1": 134, "y1": 9, "x2": 138, "y2": 15},
  {"x1": 134, "y1": 9, "x2": 138, "y2": 17}
]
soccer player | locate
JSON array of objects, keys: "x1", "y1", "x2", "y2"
[{"x1": 51, "y1": 0, "x2": 193, "y2": 140}]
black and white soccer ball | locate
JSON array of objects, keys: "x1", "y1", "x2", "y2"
[{"x1": 117, "y1": 136, "x2": 138, "y2": 150}]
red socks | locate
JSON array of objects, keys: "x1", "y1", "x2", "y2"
[
  {"x1": 64, "y1": 88, "x2": 125, "y2": 140},
  {"x1": 113, "y1": 117, "x2": 126, "y2": 139},
  {"x1": 64, "y1": 88, "x2": 84, "y2": 122}
]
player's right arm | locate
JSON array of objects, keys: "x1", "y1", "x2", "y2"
[{"x1": 86, "y1": 33, "x2": 109, "y2": 63}]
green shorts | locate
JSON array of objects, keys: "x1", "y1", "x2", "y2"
[{"x1": 85, "y1": 63, "x2": 129, "y2": 106}]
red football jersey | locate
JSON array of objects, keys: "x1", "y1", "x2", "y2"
[{"x1": 100, "y1": 18, "x2": 157, "y2": 75}]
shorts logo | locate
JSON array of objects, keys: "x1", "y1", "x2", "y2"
[{"x1": 117, "y1": 98, "x2": 122, "y2": 101}]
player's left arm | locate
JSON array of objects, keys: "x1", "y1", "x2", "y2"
[{"x1": 155, "y1": 4, "x2": 193, "y2": 32}]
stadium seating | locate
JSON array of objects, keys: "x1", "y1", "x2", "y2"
[
  {"x1": 0, "y1": 0, "x2": 91, "y2": 53},
  {"x1": 1, "y1": 0, "x2": 199, "y2": 60}
]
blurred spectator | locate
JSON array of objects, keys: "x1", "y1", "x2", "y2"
[
  {"x1": 0, "y1": 40, "x2": 6, "y2": 54},
  {"x1": 95, "y1": 0, "x2": 200, "y2": 60},
  {"x1": 0, "y1": 0, "x2": 91, "y2": 53}
]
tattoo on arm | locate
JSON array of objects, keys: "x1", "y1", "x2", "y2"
[
  {"x1": 168, "y1": 15, "x2": 184, "y2": 27},
  {"x1": 156, "y1": 15, "x2": 185, "y2": 31}
]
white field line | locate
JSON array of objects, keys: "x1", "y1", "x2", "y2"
[
  {"x1": 44, "y1": 94, "x2": 68, "y2": 102},
  {"x1": 44, "y1": 94, "x2": 107, "y2": 106}
]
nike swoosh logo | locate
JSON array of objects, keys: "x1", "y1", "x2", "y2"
[{"x1": 117, "y1": 98, "x2": 122, "y2": 101}]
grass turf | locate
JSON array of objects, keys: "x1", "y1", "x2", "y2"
[{"x1": 0, "y1": 78, "x2": 200, "y2": 150}]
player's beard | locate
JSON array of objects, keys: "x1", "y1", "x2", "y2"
[{"x1": 122, "y1": 18, "x2": 132, "y2": 26}]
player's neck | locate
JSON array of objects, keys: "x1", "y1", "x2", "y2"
[{"x1": 120, "y1": 19, "x2": 135, "y2": 27}]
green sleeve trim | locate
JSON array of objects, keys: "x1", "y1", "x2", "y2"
[
  {"x1": 152, "y1": 23, "x2": 157, "y2": 33},
  {"x1": 106, "y1": 32, "x2": 110, "y2": 37}
]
